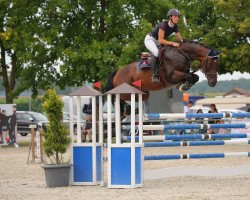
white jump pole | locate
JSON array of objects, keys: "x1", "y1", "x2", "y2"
[
  {"x1": 99, "y1": 95, "x2": 104, "y2": 182},
  {"x1": 115, "y1": 94, "x2": 121, "y2": 144},
  {"x1": 107, "y1": 93, "x2": 112, "y2": 188},
  {"x1": 99, "y1": 96, "x2": 103, "y2": 143},
  {"x1": 76, "y1": 96, "x2": 81, "y2": 143},
  {"x1": 107, "y1": 94, "x2": 112, "y2": 145},
  {"x1": 131, "y1": 93, "x2": 136, "y2": 188},
  {"x1": 69, "y1": 96, "x2": 74, "y2": 145},
  {"x1": 92, "y1": 96, "x2": 97, "y2": 183},
  {"x1": 69, "y1": 96, "x2": 74, "y2": 185},
  {"x1": 138, "y1": 93, "x2": 144, "y2": 186}
]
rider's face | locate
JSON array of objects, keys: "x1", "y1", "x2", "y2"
[{"x1": 171, "y1": 15, "x2": 180, "y2": 23}]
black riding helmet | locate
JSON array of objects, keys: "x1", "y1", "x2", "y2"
[{"x1": 167, "y1": 9, "x2": 181, "y2": 18}]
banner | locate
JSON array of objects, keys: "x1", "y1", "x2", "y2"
[{"x1": 0, "y1": 104, "x2": 17, "y2": 147}]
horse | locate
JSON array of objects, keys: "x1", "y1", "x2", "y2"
[{"x1": 105, "y1": 41, "x2": 221, "y2": 102}]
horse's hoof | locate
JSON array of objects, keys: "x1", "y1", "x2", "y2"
[
  {"x1": 177, "y1": 83, "x2": 192, "y2": 91},
  {"x1": 177, "y1": 83, "x2": 186, "y2": 91}
]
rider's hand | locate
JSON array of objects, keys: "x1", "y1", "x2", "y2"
[{"x1": 172, "y1": 42, "x2": 180, "y2": 47}]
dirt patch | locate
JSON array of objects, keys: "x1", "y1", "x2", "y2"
[{"x1": 0, "y1": 145, "x2": 250, "y2": 200}]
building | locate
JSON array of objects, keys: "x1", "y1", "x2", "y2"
[
  {"x1": 223, "y1": 87, "x2": 250, "y2": 97},
  {"x1": 146, "y1": 88, "x2": 184, "y2": 113},
  {"x1": 195, "y1": 87, "x2": 250, "y2": 111}
]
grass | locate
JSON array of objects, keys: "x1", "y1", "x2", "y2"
[{"x1": 0, "y1": 97, "x2": 43, "y2": 112}]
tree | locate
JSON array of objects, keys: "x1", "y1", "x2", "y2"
[
  {"x1": 1, "y1": 0, "x2": 249, "y2": 104},
  {"x1": 38, "y1": 0, "x2": 176, "y2": 88},
  {"x1": 176, "y1": 0, "x2": 250, "y2": 74},
  {"x1": 0, "y1": 1, "x2": 62, "y2": 103}
]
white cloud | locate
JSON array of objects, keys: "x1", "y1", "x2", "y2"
[{"x1": 196, "y1": 71, "x2": 250, "y2": 82}]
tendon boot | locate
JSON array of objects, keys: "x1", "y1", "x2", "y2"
[{"x1": 150, "y1": 55, "x2": 160, "y2": 83}]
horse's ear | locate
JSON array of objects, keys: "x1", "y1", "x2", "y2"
[{"x1": 208, "y1": 49, "x2": 222, "y2": 59}]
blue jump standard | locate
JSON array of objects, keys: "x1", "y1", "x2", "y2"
[
  {"x1": 144, "y1": 112, "x2": 250, "y2": 119},
  {"x1": 123, "y1": 133, "x2": 250, "y2": 141},
  {"x1": 144, "y1": 152, "x2": 250, "y2": 160},
  {"x1": 144, "y1": 140, "x2": 250, "y2": 147}
]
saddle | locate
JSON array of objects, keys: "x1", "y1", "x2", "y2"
[
  {"x1": 137, "y1": 46, "x2": 164, "y2": 69},
  {"x1": 137, "y1": 52, "x2": 151, "y2": 69}
]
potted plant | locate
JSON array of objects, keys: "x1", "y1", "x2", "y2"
[{"x1": 41, "y1": 88, "x2": 71, "y2": 187}]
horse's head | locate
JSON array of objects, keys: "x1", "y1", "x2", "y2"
[
  {"x1": 200, "y1": 49, "x2": 221, "y2": 87},
  {"x1": 179, "y1": 41, "x2": 221, "y2": 87}
]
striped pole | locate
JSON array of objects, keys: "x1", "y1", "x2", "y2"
[
  {"x1": 123, "y1": 133, "x2": 250, "y2": 141},
  {"x1": 144, "y1": 112, "x2": 250, "y2": 120},
  {"x1": 144, "y1": 139, "x2": 250, "y2": 147},
  {"x1": 144, "y1": 152, "x2": 250, "y2": 160},
  {"x1": 122, "y1": 123, "x2": 250, "y2": 131}
]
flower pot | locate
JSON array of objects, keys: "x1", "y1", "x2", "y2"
[{"x1": 42, "y1": 163, "x2": 72, "y2": 187}]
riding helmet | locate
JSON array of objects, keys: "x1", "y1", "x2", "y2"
[{"x1": 167, "y1": 9, "x2": 181, "y2": 18}]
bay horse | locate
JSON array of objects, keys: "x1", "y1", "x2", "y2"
[{"x1": 105, "y1": 41, "x2": 221, "y2": 102}]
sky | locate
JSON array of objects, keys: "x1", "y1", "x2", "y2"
[{"x1": 196, "y1": 71, "x2": 250, "y2": 82}]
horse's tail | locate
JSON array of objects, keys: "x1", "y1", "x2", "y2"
[{"x1": 103, "y1": 70, "x2": 117, "y2": 93}]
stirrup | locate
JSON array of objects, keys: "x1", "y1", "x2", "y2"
[{"x1": 151, "y1": 74, "x2": 160, "y2": 83}]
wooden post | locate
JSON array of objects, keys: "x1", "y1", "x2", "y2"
[
  {"x1": 30, "y1": 127, "x2": 35, "y2": 163},
  {"x1": 39, "y1": 127, "x2": 44, "y2": 163}
]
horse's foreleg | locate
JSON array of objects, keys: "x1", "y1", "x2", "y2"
[{"x1": 170, "y1": 71, "x2": 199, "y2": 91}]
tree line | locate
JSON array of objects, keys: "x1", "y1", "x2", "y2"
[
  {"x1": 188, "y1": 78, "x2": 250, "y2": 94},
  {"x1": 1, "y1": 76, "x2": 250, "y2": 96},
  {"x1": 1, "y1": 0, "x2": 249, "y2": 103}
]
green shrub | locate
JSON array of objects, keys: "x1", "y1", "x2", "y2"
[{"x1": 42, "y1": 89, "x2": 71, "y2": 164}]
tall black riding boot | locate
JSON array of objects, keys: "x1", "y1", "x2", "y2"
[{"x1": 150, "y1": 55, "x2": 160, "y2": 83}]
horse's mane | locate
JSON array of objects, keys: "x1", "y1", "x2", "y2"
[
  {"x1": 162, "y1": 40, "x2": 210, "y2": 51},
  {"x1": 180, "y1": 40, "x2": 209, "y2": 49}
]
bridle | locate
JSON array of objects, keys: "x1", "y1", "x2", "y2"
[
  {"x1": 176, "y1": 47, "x2": 218, "y2": 78},
  {"x1": 201, "y1": 50, "x2": 218, "y2": 78}
]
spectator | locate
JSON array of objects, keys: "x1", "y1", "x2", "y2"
[
  {"x1": 8, "y1": 105, "x2": 18, "y2": 147},
  {"x1": 195, "y1": 109, "x2": 204, "y2": 124},
  {"x1": 122, "y1": 105, "x2": 141, "y2": 136},
  {"x1": 82, "y1": 103, "x2": 92, "y2": 142},
  {"x1": 122, "y1": 105, "x2": 131, "y2": 122},
  {"x1": 0, "y1": 108, "x2": 3, "y2": 144},
  {"x1": 122, "y1": 106, "x2": 131, "y2": 136},
  {"x1": 194, "y1": 109, "x2": 205, "y2": 134},
  {"x1": 207, "y1": 104, "x2": 220, "y2": 134},
  {"x1": 208, "y1": 104, "x2": 219, "y2": 124},
  {"x1": 1, "y1": 110, "x2": 9, "y2": 144},
  {"x1": 184, "y1": 101, "x2": 194, "y2": 114}
]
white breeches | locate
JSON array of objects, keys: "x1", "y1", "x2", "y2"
[{"x1": 144, "y1": 34, "x2": 159, "y2": 57}]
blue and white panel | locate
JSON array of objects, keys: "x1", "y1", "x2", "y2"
[
  {"x1": 71, "y1": 143, "x2": 102, "y2": 185},
  {"x1": 108, "y1": 144, "x2": 142, "y2": 188}
]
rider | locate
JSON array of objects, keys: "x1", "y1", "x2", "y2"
[{"x1": 145, "y1": 9, "x2": 183, "y2": 83}]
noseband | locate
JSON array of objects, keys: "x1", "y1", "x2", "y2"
[{"x1": 202, "y1": 50, "x2": 218, "y2": 79}]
